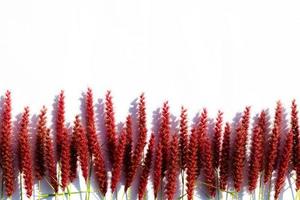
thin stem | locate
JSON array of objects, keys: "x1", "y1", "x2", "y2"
[
  {"x1": 20, "y1": 173, "x2": 23, "y2": 200},
  {"x1": 86, "y1": 156, "x2": 93, "y2": 200},
  {"x1": 181, "y1": 169, "x2": 185, "y2": 199},
  {"x1": 38, "y1": 180, "x2": 41, "y2": 200}
]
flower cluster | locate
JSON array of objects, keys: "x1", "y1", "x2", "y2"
[{"x1": 0, "y1": 90, "x2": 299, "y2": 200}]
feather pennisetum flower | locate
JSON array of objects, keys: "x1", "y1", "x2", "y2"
[
  {"x1": 34, "y1": 107, "x2": 47, "y2": 180},
  {"x1": 199, "y1": 111, "x2": 216, "y2": 197},
  {"x1": 17, "y1": 107, "x2": 33, "y2": 197},
  {"x1": 124, "y1": 115, "x2": 133, "y2": 180},
  {"x1": 264, "y1": 101, "x2": 283, "y2": 184},
  {"x1": 213, "y1": 110, "x2": 223, "y2": 169},
  {"x1": 291, "y1": 100, "x2": 299, "y2": 169},
  {"x1": 160, "y1": 101, "x2": 171, "y2": 173},
  {"x1": 60, "y1": 128, "x2": 71, "y2": 190},
  {"x1": 219, "y1": 123, "x2": 231, "y2": 191},
  {"x1": 104, "y1": 90, "x2": 117, "y2": 166},
  {"x1": 186, "y1": 127, "x2": 198, "y2": 200},
  {"x1": 69, "y1": 131, "x2": 77, "y2": 183},
  {"x1": 274, "y1": 129, "x2": 293, "y2": 200},
  {"x1": 43, "y1": 127, "x2": 58, "y2": 193},
  {"x1": 179, "y1": 106, "x2": 189, "y2": 169},
  {"x1": 258, "y1": 110, "x2": 268, "y2": 172},
  {"x1": 232, "y1": 106, "x2": 251, "y2": 192},
  {"x1": 0, "y1": 91, "x2": 15, "y2": 196},
  {"x1": 72, "y1": 115, "x2": 89, "y2": 182},
  {"x1": 85, "y1": 88, "x2": 108, "y2": 195},
  {"x1": 153, "y1": 140, "x2": 163, "y2": 198},
  {"x1": 111, "y1": 128, "x2": 127, "y2": 193},
  {"x1": 55, "y1": 90, "x2": 65, "y2": 160},
  {"x1": 196, "y1": 109, "x2": 209, "y2": 176},
  {"x1": 138, "y1": 133, "x2": 155, "y2": 200},
  {"x1": 165, "y1": 134, "x2": 180, "y2": 200},
  {"x1": 248, "y1": 111, "x2": 266, "y2": 192},
  {"x1": 125, "y1": 93, "x2": 147, "y2": 191}
]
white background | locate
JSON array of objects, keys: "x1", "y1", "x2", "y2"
[{"x1": 0, "y1": 0, "x2": 300, "y2": 199}]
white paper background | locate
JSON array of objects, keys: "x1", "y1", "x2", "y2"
[{"x1": 0, "y1": 0, "x2": 300, "y2": 199}]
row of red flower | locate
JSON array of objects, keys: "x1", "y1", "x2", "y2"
[{"x1": 0, "y1": 89, "x2": 299, "y2": 199}]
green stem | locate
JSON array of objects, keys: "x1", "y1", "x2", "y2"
[
  {"x1": 38, "y1": 181, "x2": 41, "y2": 200},
  {"x1": 86, "y1": 157, "x2": 93, "y2": 200},
  {"x1": 20, "y1": 173, "x2": 23, "y2": 200}
]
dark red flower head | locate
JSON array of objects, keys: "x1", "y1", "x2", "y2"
[
  {"x1": 138, "y1": 133, "x2": 155, "y2": 200},
  {"x1": 274, "y1": 129, "x2": 293, "y2": 199},
  {"x1": 85, "y1": 88, "x2": 107, "y2": 195},
  {"x1": 213, "y1": 110, "x2": 223, "y2": 169},
  {"x1": 125, "y1": 93, "x2": 147, "y2": 191},
  {"x1": 104, "y1": 90, "x2": 117, "y2": 166},
  {"x1": 248, "y1": 110, "x2": 266, "y2": 192},
  {"x1": 186, "y1": 127, "x2": 198, "y2": 200},
  {"x1": 0, "y1": 90, "x2": 15, "y2": 196},
  {"x1": 264, "y1": 101, "x2": 283, "y2": 184},
  {"x1": 18, "y1": 107, "x2": 33, "y2": 197},
  {"x1": 72, "y1": 115, "x2": 89, "y2": 182},
  {"x1": 232, "y1": 106, "x2": 251, "y2": 192},
  {"x1": 55, "y1": 90, "x2": 65, "y2": 160},
  {"x1": 219, "y1": 122, "x2": 231, "y2": 191},
  {"x1": 165, "y1": 134, "x2": 180, "y2": 200},
  {"x1": 179, "y1": 106, "x2": 189, "y2": 169}
]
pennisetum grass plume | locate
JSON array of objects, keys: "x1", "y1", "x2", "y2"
[
  {"x1": 274, "y1": 129, "x2": 293, "y2": 200},
  {"x1": 85, "y1": 88, "x2": 107, "y2": 196},
  {"x1": 186, "y1": 127, "x2": 198, "y2": 200},
  {"x1": 137, "y1": 133, "x2": 155, "y2": 200},
  {"x1": 104, "y1": 90, "x2": 117, "y2": 167},
  {"x1": 0, "y1": 91, "x2": 15, "y2": 197},
  {"x1": 17, "y1": 107, "x2": 33, "y2": 198},
  {"x1": 165, "y1": 134, "x2": 180, "y2": 200},
  {"x1": 232, "y1": 106, "x2": 251, "y2": 192}
]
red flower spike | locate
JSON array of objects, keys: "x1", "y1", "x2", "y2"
[
  {"x1": 248, "y1": 111, "x2": 266, "y2": 192},
  {"x1": 85, "y1": 88, "x2": 107, "y2": 195},
  {"x1": 160, "y1": 102, "x2": 171, "y2": 174},
  {"x1": 213, "y1": 111, "x2": 223, "y2": 169},
  {"x1": 186, "y1": 127, "x2": 198, "y2": 200},
  {"x1": 55, "y1": 90, "x2": 65, "y2": 160},
  {"x1": 69, "y1": 131, "x2": 78, "y2": 183},
  {"x1": 18, "y1": 107, "x2": 33, "y2": 197},
  {"x1": 124, "y1": 115, "x2": 133, "y2": 181},
  {"x1": 198, "y1": 109, "x2": 216, "y2": 197},
  {"x1": 34, "y1": 107, "x2": 47, "y2": 180},
  {"x1": 138, "y1": 134, "x2": 155, "y2": 200},
  {"x1": 165, "y1": 134, "x2": 180, "y2": 200},
  {"x1": 179, "y1": 106, "x2": 189, "y2": 170},
  {"x1": 60, "y1": 128, "x2": 71, "y2": 190},
  {"x1": 232, "y1": 106, "x2": 251, "y2": 192},
  {"x1": 258, "y1": 110, "x2": 268, "y2": 172},
  {"x1": 44, "y1": 127, "x2": 59, "y2": 192},
  {"x1": 153, "y1": 140, "x2": 163, "y2": 198},
  {"x1": 264, "y1": 102, "x2": 283, "y2": 184},
  {"x1": 125, "y1": 93, "x2": 147, "y2": 191},
  {"x1": 274, "y1": 129, "x2": 293, "y2": 200},
  {"x1": 111, "y1": 128, "x2": 127, "y2": 193},
  {"x1": 219, "y1": 123, "x2": 231, "y2": 191},
  {"x1": 0, "y1": 91, "x2": 15, "y2": 196},
  {"x1": 196, "y1": 109, "x2": 209, "y2": 176},
  {"x1": 291, "y1": 100, "x2": 300, "y2": 169},
  {"x1": 72, "y1": 115, "x2": 89, "y2": 182},
  {"x1": 104, "y1": 90, "x2": 117, "y2": 166}
]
